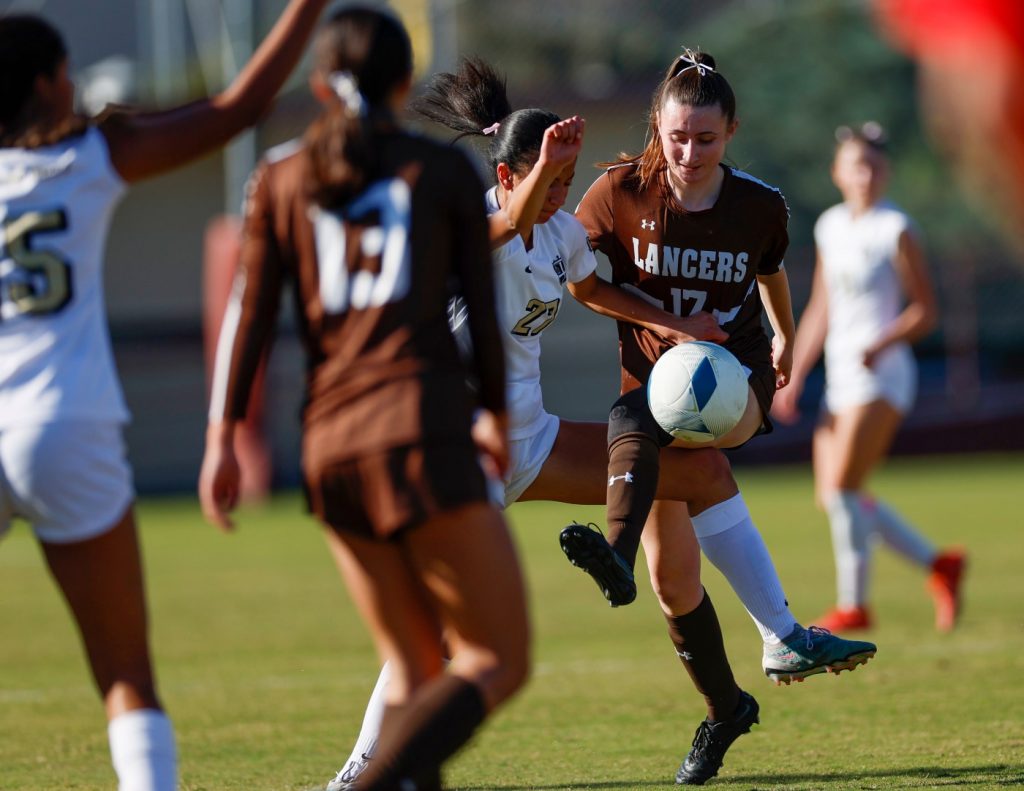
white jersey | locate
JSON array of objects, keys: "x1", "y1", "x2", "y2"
[
  {"x1": 814, "y1": 200, "x2": 914, "y2": 376},
  {"x1": 453, "y1": 186, "x2": 597, "y2": 440},
  {"x1": 0, "y1": 127, "x2": 128, "y2": 428}
]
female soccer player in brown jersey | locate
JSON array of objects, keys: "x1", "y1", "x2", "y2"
[
  {"x1": 0, "y1": 4, "x2": 326, "y2": 788},
  {"x1": 199, "y1": 10, "x2": 528, "y2": 790},
  {"x1": 558, "y1": 49, "x2": 877, "y2": 780}
]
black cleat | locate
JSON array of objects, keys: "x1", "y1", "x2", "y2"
[
  {"x1": 675, "y1": 690, "x2": 759, "y2": 785},
  {"x1": 559, "y1": 522, "x2": 637, "y2": 606}
]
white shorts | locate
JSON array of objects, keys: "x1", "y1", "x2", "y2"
[
  {"x1": 0, "y1": 420, "x2": 135, "y2": 544},
  {"x1": 502, "y1": 411, "x2": 560, "y2": 508},
  {"x1": 824, "y1": 344, "x2": 917, "y2": 415}
]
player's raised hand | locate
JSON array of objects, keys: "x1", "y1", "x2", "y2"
[
  {"x1": 539, "y1": 116, "x2": 585, "y2": 170},
  {"x1": 199, "y1": 423, "x2": 241, "y2": 532}
]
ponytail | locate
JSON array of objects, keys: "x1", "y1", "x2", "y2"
[
  {"x1": 411, "y1": 57, "x2": 560, "y2": 179},
  {"x1": 305, "y1": 7, "x2": 412, "y2": 209}
]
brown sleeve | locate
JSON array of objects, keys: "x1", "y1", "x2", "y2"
[
  {"x1": 575, "y1": 170, "x2": 616, "y2": 255},
  {"x1": 209, "y1": 161, "x2": 286, "y2": 421},
  {"x1": 449, "y1": 152, "x2": 505, "y2": 415}
]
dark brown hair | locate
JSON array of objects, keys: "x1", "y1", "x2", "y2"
[
  {"x1": 606, "y1": 48, "x2": 736, "y2": 193},
  {"x1": 410, "y1": 57, "x2": 560, "y2": 180},
  {"x1": 0, "y1": 14, "x2": 86, "y2": 148},
  {"x1": 305, "y1": 6, "x2": 413, "y2": 208}
]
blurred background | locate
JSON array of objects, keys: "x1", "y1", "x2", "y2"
[{"x1": 6, "y1": 0, "x2": 1022, "y2": 491}]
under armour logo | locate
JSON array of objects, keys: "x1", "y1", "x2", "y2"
[
  {"x1": 677, "y1": 650, "x2": 694, "y2": 661},
  {"x1": 608, "y1": 472, "x2": 634, "y2": 486},
  {"x1": 641, "y1": 219, "x2": 656, "y2": 230}
]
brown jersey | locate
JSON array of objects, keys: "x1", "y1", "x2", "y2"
[
  {"x1": 210, "y1": 133, "x2": 505, "y2": 477},
  {"x1": 575, "y1": 162, "x2": 789, "y2": 393}
]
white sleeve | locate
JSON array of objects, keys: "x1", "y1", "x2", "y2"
[{"x1": 565, "y1": 216, "x2": 598, "y2": 283}]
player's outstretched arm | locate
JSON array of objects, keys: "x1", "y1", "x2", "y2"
[
  {"x1": 567, "y1": 271, "x2": 728, "y2": 345},
  {"x1": 489, "y1": 116, "x2": 584, "y2": 247},
  {"x1": 862, "y1": 228, "x2": 938, "y2": 367},
  {"x1": 100, "y1": 0, "x2": 328, "y2": 182}
]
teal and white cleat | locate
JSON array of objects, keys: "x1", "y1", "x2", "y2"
[{"x1": 762, "y1": 625, "x2": 876, "y2": 686}]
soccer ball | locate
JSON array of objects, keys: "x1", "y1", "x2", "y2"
[{"x1": 647, "y1": 341, "x2": 748, "y2": 443}]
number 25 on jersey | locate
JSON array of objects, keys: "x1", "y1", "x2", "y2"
[{"x1": 0, "y1": 209, "x2": 71, "y2": 321}]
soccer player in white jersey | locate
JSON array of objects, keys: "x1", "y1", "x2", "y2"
[
  {"x1": 327, "y1": 58, "x2": 875, "y2": 791},
  {"x1": 773, "y1": 123, "x2": 966, "y2": 634},
  {"x1": 0, "y1": 5, "x2": 327, "y2": 789}
]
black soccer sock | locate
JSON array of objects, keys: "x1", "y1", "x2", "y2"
[
  {"x1": 605, "y1": 433, "x2": 662, "y2": 568},
  {"x1": 357, "y1": 675, "x2": 487, "y2": 791},
  {"x1": 663, "y1": 590, "x2": 741, "y2": 722}
]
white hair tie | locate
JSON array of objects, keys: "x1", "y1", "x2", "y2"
[
  {"x1": 677, "y1": 52, "x2": 714, "y2": 77},
  {"x1": 328, "y1": 71, "x2": 367, "y2": 117},
  {"x1": 482, "y1": 122, "x2": 501, "y2": 136}
]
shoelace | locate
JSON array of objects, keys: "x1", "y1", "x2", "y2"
[
  {"x1": 803, "y1": 625, "x2": 833, "y2": 648},
  {"x1": 689, "y1": 720, "x2": 726, "y2": 760}
]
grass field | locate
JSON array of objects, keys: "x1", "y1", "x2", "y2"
[{"x1": 2, "y1": 453, "x2": 1022, "y2": 790}]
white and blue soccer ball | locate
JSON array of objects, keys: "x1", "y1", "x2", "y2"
[{"x1": 647, "y1": 341, "x2": 748, "y2": 443}]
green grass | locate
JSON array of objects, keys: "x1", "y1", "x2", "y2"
[{"x1": 2, "y1": 454, "x2": 1022, "y2": 790}]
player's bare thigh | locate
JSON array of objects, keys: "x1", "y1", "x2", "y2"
[
  {"x1": 668, "y1": 383, "x2": 763, "y2": 450},
  {"x1": 326, "y1": 502, "x2": 529, "y2": 711},
  {"x1": 519, "y1": 420, "x2": 735, "y2": 509},
  {"x1": 41, "y1": 506, "x2": 161, "y2": 718},
  {"x1": 821, "y1": 399, "x2": 904, "y2": 492},
  {"x1": 641, "y1": 500, "x2": 703, "y2": 615}
]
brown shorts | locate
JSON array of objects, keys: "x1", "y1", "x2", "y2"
[
  {"x1": 747, "y1": 364, "x2": 776, "y2": 437},
  {"x1": 305, "y1": 442, "x2": 489, "y2": 540}
]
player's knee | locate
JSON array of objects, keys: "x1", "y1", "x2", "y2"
[
  {"x1": 456, "y1": 643, "x2": 530, "y2": 707},
  {"x1": 647, "y1": 564, "x2": 703, "y2": 614},
  {"x1": 608, "y1": 391, "x2": 665, "y2": 448}
]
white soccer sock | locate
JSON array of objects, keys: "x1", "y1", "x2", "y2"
[
  {"x1": 108, "y1": 709, "x2": 177, "y2": 791},
  {"x1": 864, "y1": 495, "x2": 936, "y2": 568},
  {"x1": 825, "y1": 490, "x2": 873, "y2": 609},
  {"x1": 343, "y1": 661, "x2": 391, "y2": 768},
  {"x1": 692, "y1": 493, "x2": 799, "y2": 644}
]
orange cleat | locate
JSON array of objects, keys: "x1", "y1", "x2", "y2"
[
  {"x1": 810, "y1": 606, "x2": 873, "y2": 633},
  {"x1": 929, "y1": 549, "x2": 967, "y2": 632}
]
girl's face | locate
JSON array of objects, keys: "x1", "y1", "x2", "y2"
[
  {"x1": 832, "y1": 140, "x2": 888, "y2": 209},
  {"x1": 509, "y1": 156, "x2": 576, "y2": 224},
  {"x1": 657, "y1": 98, "x2": 736, "y2": 189}
]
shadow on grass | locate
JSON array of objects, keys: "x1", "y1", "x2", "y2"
[{"x1": 455, "y1": 762, "x2": 1024, "y2": 789}]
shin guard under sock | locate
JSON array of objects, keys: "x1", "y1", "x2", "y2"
[{"x1": 605, "y1": 434, "x2": 661, "y2": 568}]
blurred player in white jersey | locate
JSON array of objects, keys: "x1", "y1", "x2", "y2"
[
  {"x1": 773, "y1": 123, "x2": 966, "y2": 633},
  {"x1": 328, "y1": 58, "x2": 875, "y2": 791},
  {"x1": 0, "y1": 4, "x2": 326, "y2": 788}
]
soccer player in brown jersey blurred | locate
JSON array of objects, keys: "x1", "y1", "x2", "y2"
[
  {"x1": 199, "y1": 9, "x2": 528, "y2": 790},
  {"x1": 0, "y1": 3, "x2": 327, "y2": 789},
  {"x1": 560, "y1": 48, "x2": 877, "y2": 782}
]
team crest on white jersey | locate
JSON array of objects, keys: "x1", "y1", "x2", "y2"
[
  {"x1": 641, "y1": 218, "x2": 656, "y2": 230},
  {"x1": 551, "y1": 254, "x2": 566, "y2": 284}
]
